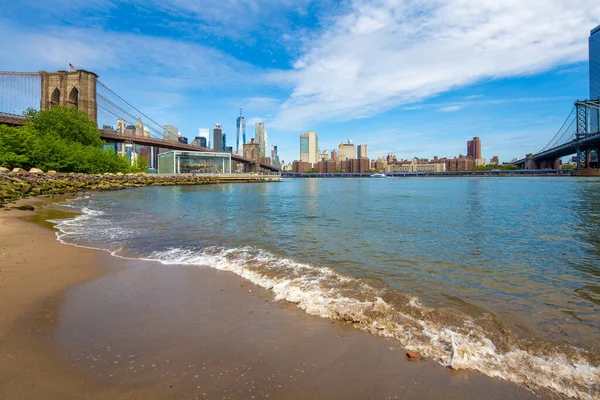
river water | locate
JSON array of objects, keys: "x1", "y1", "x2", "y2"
[{"x1": 53, "y1": 177, "x2": 600, "y2": 399}]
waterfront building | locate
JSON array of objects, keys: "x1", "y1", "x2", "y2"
[
  {"x1": 467, "y1": 137, "x2": 481, "y2": 159},
  {"x1": 331, "y1": 150, "x2": 337, "y2": 162},
  {"x1": 213, "y1": 124, "x2": 223, "y2": 151},
  {"x1": 236, "y1": 108, "x2": 246, "y2": 155},
  {"x1": 357, "y1": 144, "x2": 368, "y2": 159},
  {"x1": 490, "y1": 156, "x2": 499, "y2": 165},
  {"x1": 293, "y1": 160, "x2": 313, "y2": 173},
  {"x1": 300, "y1": 131, "x2": 319, "y2": 164},
  {"x1": 591, "y1": 25, "x2": 600, "y2": 132},
  {"x1": 338, "y1": 140, "x2": 356, "y2": 161},
  {"x1": 158, "y1": 150, "x2": 231, "y2": 174},
  {"x1": 388, "y1": 158, "x2": 446, "y2": 173},
  {"x1": 164, "y1": 124, "x2": 178, "y2": 142},
  {"x1": 317, "y1": 160, "x2": 336, "y2": 173}
]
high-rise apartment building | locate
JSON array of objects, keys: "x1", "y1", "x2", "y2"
[
  {"x1": 255, "y1": 122, "x2": 268, "y2": 158},
  {"x1": 467, "y1": 137, "x2": 482, "y2": 159},
  {"x1": 236, "y1": 108, "x2": 246, "y2": 155},
  {"x1": 300, "y1": 131, "x2": 319, "y2": 164},
  {"x1": 357, "y1": 144, "x2": 368, "y2": 159},
  {"x1": 338, "y1": 140, "x2": 356, "y2": 161},
  {"x1": 590, "y1": 25, "x2": 600, "y2": 132},
  {"x1": 164, "y1": 124, "x2": 178, "y2": 142},
  {"x1": 213, "y1": 124, "x2": 223, "y2": 151}
]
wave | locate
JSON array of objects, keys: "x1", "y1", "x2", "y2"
[{"x1": 52, "y1": 207, "x2": 599, "y2": 399}]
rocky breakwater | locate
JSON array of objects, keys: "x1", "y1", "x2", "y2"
[{"x1": 0, "y1": 167, "x2": 221, "y2": 207}]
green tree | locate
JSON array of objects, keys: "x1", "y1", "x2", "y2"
[{"x1": 24, "y1": 106, "x2": 103, "y2": 147}]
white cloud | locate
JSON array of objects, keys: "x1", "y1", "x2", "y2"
[
  {"x1": 271, "y1": 0, "x2": 600, "y2": 130},
  {"x1": 438, "y1": 105, "x2": 463, "y2": 112}
]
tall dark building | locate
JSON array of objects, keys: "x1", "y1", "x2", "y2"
[
  {"x1": 467, "y1": 137, "x2": 481, "y2": 159},
  {"x1": 590, "y1": 25, "x2": 600, "y2": 132},
  {"x1": 191, "y1": 136, "x2": 207, "y2": 148},
  {"x1": 222, "y1": 133, "x2": 227, "y2": 152},
  {"x1": 236, "y1": 107, "x2": 246, "y2": 155},
  {"x1": 213, "y1": 124, "x2": 223, "y2": 151},
  {"x1": 177, "y1": 136, "x2": 188, "y2": 144}
]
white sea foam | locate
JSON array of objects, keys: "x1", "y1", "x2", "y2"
[
  {"x1": 144, "y1": 246, "x2": 599, "y2": 400},
  {"x1": 51, "y1": 206, "x2": 600, "y2": 399}
]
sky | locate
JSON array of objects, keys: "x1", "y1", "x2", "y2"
[{"x1": 1, "y1": 0, "x2": 599, "y2": 164}]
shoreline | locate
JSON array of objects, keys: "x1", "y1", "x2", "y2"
[{"x1": 0, "y1": 197, "x2": 559, "y2": 399}]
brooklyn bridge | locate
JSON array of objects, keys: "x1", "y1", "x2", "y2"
[{"x1": 0, "y1": 69, "x2": 280, "y2": 173}]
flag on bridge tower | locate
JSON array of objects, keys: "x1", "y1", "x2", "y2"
[{"x1": 68, "y1": 63, "x2": 76, "y2": 71}]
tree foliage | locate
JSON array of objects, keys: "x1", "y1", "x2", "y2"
[{"x1": 0, "y1": 107, "x2": 141, "y2": 173}]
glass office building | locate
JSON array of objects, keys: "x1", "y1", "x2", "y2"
[
  {"x1": 158, "y1": 151, "x2": 231, "y2": 174},
  {"x1": 591, "y1": 25, "x2": 600, "y2": 132}
]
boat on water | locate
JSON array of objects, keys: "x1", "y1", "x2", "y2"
[{"x1": 370, "y1": 173, "x2": 387, "y2": 178}]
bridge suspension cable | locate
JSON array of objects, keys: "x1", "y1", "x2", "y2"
[
  {"x1": 537, "y1": 106, "x2": 577, "y2": 153},
  {"x1": 96, "y1": 80, "x2": 167, "y2": 141},
  {"x1": 0, "y1": 71, "x2": 41, "y2": 116}
]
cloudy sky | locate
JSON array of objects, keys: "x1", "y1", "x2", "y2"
[{"x1": 1, "y1": 0, "x2": 599, "y2": 163}]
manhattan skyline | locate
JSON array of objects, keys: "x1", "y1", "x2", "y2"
[{"x1": 1, "y1": 1, "x2": 599, "y2": 164}]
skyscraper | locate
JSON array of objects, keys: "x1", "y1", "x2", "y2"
[
  {"x1": 213, "y1": 124, "x2": 223, "y2": 151},
  {"x1": 358, "y1": 144, "x2": 368, "y2": 159},
  {"x1": 164, "y1": 124, "x2": 178, "y2": 142},
  {"x1": 590, "y1": 25, "x2": 600, "y2": 132},
  {"x1": 255, "y1": 122, "x2": 268, "y2": 159},
  {"x1": 467, "y1": 137, "x2": 481, "y2": 159},
  {"x1": 222, "y1": 133, "x2": 227, "y2": 152},
  {"x1": 338, "y1": 140, "x2": 356, "y2": 161},
  {"x1": 236, "y1": 107, "x2": 246, "y2": 155},
  {"x1": 300, "y1": 131, "x2": 318, "y2": 164}
]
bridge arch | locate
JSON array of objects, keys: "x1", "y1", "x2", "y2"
[
  {"x1": 67, "y1": 86, "x2": 79, "y2": 107},
  {"x1": 50, "y1": 88, "x2": 60, "y2": 108}
]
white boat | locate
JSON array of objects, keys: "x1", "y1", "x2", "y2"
[{"x1": 370, "y1": 173, "x2": 387, "y2": 178}]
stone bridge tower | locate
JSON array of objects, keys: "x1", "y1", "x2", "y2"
[{"x1": 40, "y1": 69, "x2": 98, "y2": 123}]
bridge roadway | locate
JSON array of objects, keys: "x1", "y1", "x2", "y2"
[
  {"x1": 0, "y1": 113, "x2": 278, "y2": 172},
  {"x1": 512, "y1": 130, "x2": 600, "y2": 166}
]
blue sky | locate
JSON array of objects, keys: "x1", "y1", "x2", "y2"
[{"x1": 1, "y1": 0, "x2": 599, "y2": 164}]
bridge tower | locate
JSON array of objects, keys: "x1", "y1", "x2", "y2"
[{"x1": 39, "y1": 69, "x2": 98, "y2": 123}]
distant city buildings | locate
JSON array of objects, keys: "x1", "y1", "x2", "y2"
[
  {"x1": 590, "y1": 25, "x2": 600, "y2": 132},
  {"x1": 357, "y1": 144, "x2": 368, "y2": 159},
  {"x1": 236, "y1": 108, "x2": 246, "y2": 156},
  {"x1": 213, "y1": 124, "x2": 223, "y2": 151},
  {"x1": 255, "y1": 122, "x2": 268, "y2": 160},
  {"x1": 338, "y1": 140, "x2": 356, "y2": 161},
  {"x1": 191, "y1": 136, "x2": 207, "y2": 148},
  {"x1": 300, "y1": 131, "x2": 319, "y2": 164},
  {"x1": 164, "y1": 124, "x2": 178, "y2": 142},
  {"x1": 317, "y1": 149, "x2": 330, "y2": 162}
]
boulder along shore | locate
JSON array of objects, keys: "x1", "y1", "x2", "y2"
[{"x1": 0, "y1": 167, "x2": 265, "y2": 207}]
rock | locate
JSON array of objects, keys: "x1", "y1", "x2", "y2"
[
  {"x1": 12, "y1": 168, "x2": 29, "y2": 175},
  {"x1": 0, "y1": 167, "x2": 10, "y2": 174},
  {"x1": 13, "y1": 204, "x2": 35, "y2": 211},
  {"x1": 47, "y1": 170, "x2": 57, "y2": 175},
  {"x1": 29, "y1": 168, "x2": 43, "y2": 174},
  {"x1": 116, "y1": 172, "x2": 124, "y2": 176},
  {"x1": 406, "y1": 352, "x2": 421, "y2": 361}
]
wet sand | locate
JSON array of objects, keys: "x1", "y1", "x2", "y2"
[{"x1": 0, "y1": 199, "x2": 559, "y2": 399}]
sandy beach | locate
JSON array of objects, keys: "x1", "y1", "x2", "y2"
[{"x1": 0, "y1": 198, "x2": 558, "y2": 399}]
